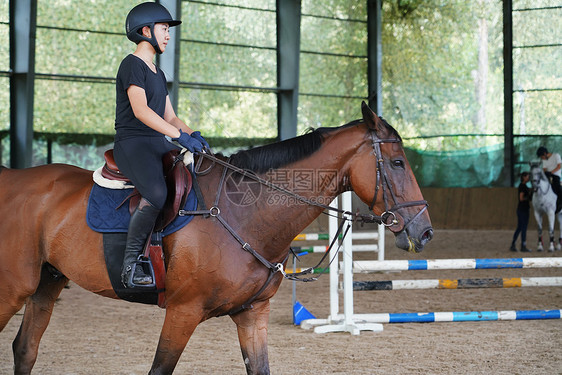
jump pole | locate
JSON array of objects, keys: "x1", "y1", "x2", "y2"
[
  {"x1": 301, "y1": 192, "x2": 384, "y2": 334},
  {"x1": 349, "y1": 258, "x2": 562, "y2": 273},
  {"x1": 352, "y1": 309, "x2": 562, "y2": 323},
  {"x1": 299, "y1": 207, "x2": 561, "y2": 332},
  {"x1": 292, "y1": 228, "x2": 382, "y2": 254},
  {"x1": 353, "y1": 276, "x2": 562, "y2": 291}
]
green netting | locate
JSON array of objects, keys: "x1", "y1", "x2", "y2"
[
  {"x1": 2, "y1": 132, "x2": 561, "y2": 188},
  {"x1": 405, "y1": 135, "x2": 562, "y2": 187}
]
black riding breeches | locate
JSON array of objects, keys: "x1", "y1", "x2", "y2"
[
  {"x1": 552, "y1": 175, "x2": 561, "y2": 197},
  {"x1": 113, "y1": 136, "x2": 179, "y2": 210}
]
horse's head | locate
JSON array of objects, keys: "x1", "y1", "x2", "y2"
[
  {"x1": 529, "y1": 162, "x2": 545, "y2": 192},
  {"x1": 348, "y1": 102, "x2": 433, "y2": 253}
]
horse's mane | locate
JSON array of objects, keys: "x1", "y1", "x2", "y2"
[
  {"x1": 228, "y1": 117, "x2": 400, "y2": 174},
  {"x1": 229, "y1": 120, "x2": 360, "y2": 174}
]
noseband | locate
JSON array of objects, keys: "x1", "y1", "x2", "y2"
[{"x1": 366, "y1": 129, "x2": 428, "y2": 233}]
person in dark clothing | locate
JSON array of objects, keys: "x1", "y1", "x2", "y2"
[
  {"x1": 115, "y1": 3, "x2": 209, "y2": 288},
  {"x1": 510, "y1": 172, "x2": 532, "y2": 252}
]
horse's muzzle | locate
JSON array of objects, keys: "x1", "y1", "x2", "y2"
[
  {"x1": 395, "y1": 227, "x2": 433, "y2": 253},
  {"x1": 415, "y1": 227, "x2": 434, "y2": 252}
]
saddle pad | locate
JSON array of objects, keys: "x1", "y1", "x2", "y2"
[{"x1": 86, "y1": 183, "x2": 197, "y2": 236}]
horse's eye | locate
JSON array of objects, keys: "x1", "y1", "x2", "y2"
[{"x1": 392, "y1": 159, "x2": 404, "y2": 169}]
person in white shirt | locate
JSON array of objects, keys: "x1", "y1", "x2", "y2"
[{"x1": 537, "y1": 146, "x2": 561, "y2": 213}]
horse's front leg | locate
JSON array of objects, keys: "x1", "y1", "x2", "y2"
[
  {"x1": 230, "y1": 300, "x2": 271, "y2": 375},
  {"x1": 149, "y1": 304, "x2": 201, "y2": 375},
  {"x1": 534, "y1": 209, "x2": 544, "y2": 251},
  {"x1": 547, "y1": 211, "x2": 556, "y2": 252},
  {"x1": 557, "y1": 212, "x2": 562, "y2": 251}
]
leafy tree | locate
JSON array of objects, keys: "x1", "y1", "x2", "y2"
[{"x1": 1, "y1": 0, "x2": 560, "y2": 185}]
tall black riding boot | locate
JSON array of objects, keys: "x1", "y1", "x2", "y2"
[{"x1": 121, "y1": 198, "x2": 160, "y2": 288}]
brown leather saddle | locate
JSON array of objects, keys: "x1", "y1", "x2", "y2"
[{"x1": 102, "y1": 149, "x2": 193, "y2": 232}]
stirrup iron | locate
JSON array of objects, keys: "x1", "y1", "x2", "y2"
[{"x1": 126, "y1": 255, "x2": 156, "y2": 290}]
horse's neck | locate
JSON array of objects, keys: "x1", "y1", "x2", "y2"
[{"x1": 246, "y1": 133, "x2": 358, "y2": 256}]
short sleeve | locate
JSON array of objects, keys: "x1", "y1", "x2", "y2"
[{"x1": 117, "y1": 55, "x2": 147, "y2": 92}]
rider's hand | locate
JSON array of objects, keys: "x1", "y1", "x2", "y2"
[
  {"x1": 190, "y1": 131, "x2": 210, "y2": 150},
  {"x1": 173, "y1": 130, "x2": 204, "y2": 153}
]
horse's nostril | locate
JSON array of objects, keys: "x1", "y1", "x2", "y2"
[{"x1": 422, "y1": 228, "x2": 434, "y2": 242}]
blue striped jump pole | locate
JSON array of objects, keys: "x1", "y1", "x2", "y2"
[
  {"x1": 351, "y1": 257, "x2": 562, "y2": 273},
  {"x1": 353, "y1": 309, "x2": 562, "y2": 323}
]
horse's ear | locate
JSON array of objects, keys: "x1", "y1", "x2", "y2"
[{"x1": 361, "y1": 101, "x2": 381, "y2": 132}]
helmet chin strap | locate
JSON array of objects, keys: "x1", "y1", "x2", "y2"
[{"x1": 140, "y1": 24, "x2": 163, "y2": 54}]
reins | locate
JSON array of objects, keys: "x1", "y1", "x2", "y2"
[
  {"x1": 180, "y1": 150, "x2": 360, "y2": 284},
  {"x1": 190, "y1": 150, "x2": 389, "y2": 225},
  {"x1": 176, "y1": 124, "x2": 429, "y2": 313}
]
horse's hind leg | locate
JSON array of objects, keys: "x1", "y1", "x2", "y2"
[
  {"x1": 12, "y1": 265, "x2": 68, "y2": 375},
  {"x1": 231, "y1": 300, "x2": 271, "y2": 375}
]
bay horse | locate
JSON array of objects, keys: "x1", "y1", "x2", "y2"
[
  {"x1": 529, "y1": 162, "x2": 562, "y2": 252},
  {"x1": 0, "y1": 102, "x2": 433, "y2": 374}
]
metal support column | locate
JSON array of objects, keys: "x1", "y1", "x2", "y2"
[
  {"x1": 9, "y1": 0, "x2": 37, "y2": 168},
  {"x1": 158, "y1": 0, "x2": 181, "y2": 111},
  {"x1": 503, "y1": 0, "x2": 514, "y2": 186},
  {"x1": 367, "y1": 0, "x2": 382, "y2": 115},
  {"x1": 277, "y1": 0, "x2": 301, "y2": 141}
]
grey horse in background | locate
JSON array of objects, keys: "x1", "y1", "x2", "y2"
[{"x1": 529, "y1": 162, "x2": 562, "y2": 251}]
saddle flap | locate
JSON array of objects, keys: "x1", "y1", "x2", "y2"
[{"x1": 157, "y1": 150, "x2": 193, "y2": 231}]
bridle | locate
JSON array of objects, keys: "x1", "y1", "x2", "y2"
[
  {"x1": 366, "y1": 128, "x2": 429, "y2": 233},
  {"x1": 177, "y1": 123, "x2": 429, "y2": 314}
]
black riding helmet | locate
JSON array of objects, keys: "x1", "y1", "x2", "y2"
[
  {"x1": 537, "y1": 146, "x2": 548, "y2": 157},
  {"x1": 126, "y1": 2, "x2": 181, "y2": 54}
]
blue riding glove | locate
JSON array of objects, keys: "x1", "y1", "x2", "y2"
[
  {"x1": 173, "y1": 130, "x2": 204, "y2": 153},
  {"x1": 190, "y1": 131, "x2": 210, "y2": 150}
]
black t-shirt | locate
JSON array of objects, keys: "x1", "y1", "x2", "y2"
[
  {"x1": 114, "y1": 54, "x2": 168, "y2": 141},
  {"x1": 517, "y1": 182, "x2": 531, "y2": 212}
]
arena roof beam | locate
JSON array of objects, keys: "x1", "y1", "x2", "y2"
[
  {"x1": 9, "y1": 0, "x2": 37, "y2": 168},
  {"x1": 277, "y1": 0, "x2": 301, "y2": 141}
]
